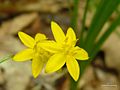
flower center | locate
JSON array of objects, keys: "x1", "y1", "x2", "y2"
[
  {"x1": 61, "y1": 43, "x2": 73, "y2": 56},
  {"x1": 60, "y1": 37, "x2": 76, "y2": 55}
]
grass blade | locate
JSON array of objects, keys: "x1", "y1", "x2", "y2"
[
  {"x1": 79, "y1": 0, "x2": 90, "y2": 47},
  {"x1": 84, "y1": 0, "x2": 120, "y2": 53},
  {"x1": 0, "y1": 54, "x2": 13, "y2": 63},
  {"x1": 70, "y1": 0, "x2": 80, "y2": 33},
  {"x1": 79, "y1": 15, "x2": 120, "y2": 81},
  {"x1": 91, "y1": 16, "x2": 120, "y2": 59}
]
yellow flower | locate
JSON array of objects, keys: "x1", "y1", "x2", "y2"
[
  {"x1": 13, "y1": 32, "x2": 49, "y2": 78},
  {"x1": 40, "y1": 21, "x2": 89, "y2": 81}
]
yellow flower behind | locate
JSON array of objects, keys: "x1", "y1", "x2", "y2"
[
  {"x1": 40, "y1": 21, "x2": 89, "y2": 81},
  {"x1": 13, "y1": 32, "x2": 49, "y2": 78}
]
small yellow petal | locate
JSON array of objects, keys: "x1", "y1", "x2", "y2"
[
  {"x1": 51, "y1": 21, "x2": 65, "y2": 43},
  {"x1": 32, "y1": 54, "x2": 44, "y2": 78},
  {"x1": 73, "y1": 46, "x2": 89, "y2": 60},
  {"x1": 35, "y1": 33, "x2": 47, "y2": 42},
  {"x1": 18, "y1": 32, "x2": 35, "y2": 48},
  {"x1": 45, "y1": 53, "x2": 66, "y2": 73},
  {"x1": 66, "y1": 56, "x2": 79, "y2": 81},
  {"x1": 65, "y1": 27, "x2": 77, "y2": 46},
  {"x1": 66, "y1": 27, "x2": 76, "y2": 41},
  {"x1": 13, "y1": 49, "x2": 33, "y2": 61}
]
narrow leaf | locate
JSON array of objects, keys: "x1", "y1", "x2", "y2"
[
  {"x1": 0, "y1": 54, "x2": 13, "y2": 63},
  {"x1": 84, "y1": 0, "x2": 120, "y2": 53},
  {"x1": 91, "y1": 16, "x2": 120, "y2": 59}
]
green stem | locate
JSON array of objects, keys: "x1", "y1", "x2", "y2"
[
  {"x1": 0, "y1": 54, "x2": 13, "y2": 63},
  {"x1": 70, "y1": 0, "x2": 80, "y2": 33},
  {"x1": 70, "y1": 0, "x2": 80, "y2": 90},
  {"x1": 70, "y1": 77, "x2": 78, "y2": 90},
  {"x1": 79, "y1": 0, "x2": 90, "y2": 47}
]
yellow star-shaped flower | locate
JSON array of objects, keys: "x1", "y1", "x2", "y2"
[
  {"x1": 13, "y1": 32, "x2": 48, "y2": 78},
  {"x1": 40, "y1": 21, "x2": 89, "y2": 81}
]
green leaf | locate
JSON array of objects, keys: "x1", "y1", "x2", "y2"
[
  {"x1": 83, "y1": 0, "x2": 120, "y2": 53},
  {"x1": 79, "y1": 16, "x2": 120, "y2": 79},
  {"x1": 91, "y1": 16, "x2": 120, "y2": 59},
  {"x1": 80, "y1": 16, "x2": 120, "y2": 80},
  {"x1": 79, "y1": 0, "x2": 120, "y2": 80}
]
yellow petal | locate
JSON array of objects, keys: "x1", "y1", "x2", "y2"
[
  {"x1": 45, "y1": 53, "x2": 66, "y2": 73},
  {"x1": 13, "y1": 49, "x2": 33, "y2": 61},
  {"x1": 38, "y1": 41, "x2": 62, "y2": 53},
  {"x1": 66, "y1": 56, "x2": 79, "y2": 81},
  {"x1": 35, "y1": 33, "x2": 47, "y2": 42},
  {"x1": 66, "y1": 27, "x2": 77, "y2": 46},
  {"x1": 32, "y1": 54, "x2": 44, "y2": 78},
  {"x1": 18, "y1": 32, "x2": 35, "y2": 48},
  {"x1": 51, "y1": 21, "x2": 65, "y2": 43},
  {"x1": 73, "y1": 46, "x2": 89, "y2": 60},
  {"x1": 66, "y1": 27, "x2": 76, "y2": 41}
]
